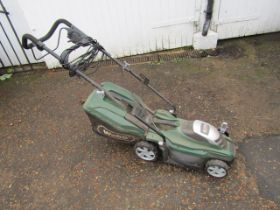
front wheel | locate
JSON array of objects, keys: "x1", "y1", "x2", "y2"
[
  {"x1": 134, "y1": 141, "x2": 159, "y2": 162},
  {"x1": 205, "y1": 159, "x2": 229, "y2": 178}
]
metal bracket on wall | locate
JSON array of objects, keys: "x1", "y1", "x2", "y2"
[{"x1": 0, "y1": 9, "x2": 8, "y2": 14}]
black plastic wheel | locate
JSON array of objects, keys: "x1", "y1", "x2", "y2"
[
  {"x1": 134, "y1": 141, "x2": 159, "y2": 162},
  {"x1": 205, "y1": 159, "x2": 229, "y2": 178}
]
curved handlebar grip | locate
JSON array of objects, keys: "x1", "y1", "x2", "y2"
[
  {"x1": 22, "y1": 34, "x2": 41, "y2": 49},
  {"x1": 22, "y1": 19, "x2": 72, "y2": 50}
]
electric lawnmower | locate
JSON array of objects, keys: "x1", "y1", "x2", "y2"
[{"x1": 22, "y1": 19, "x2": 236, "y2": 178}]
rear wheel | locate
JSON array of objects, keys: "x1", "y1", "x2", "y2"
[
  {"x1": 134, "y1": 141, "x2": 159, "y2": 162},
  {"x1": 205, "y1": 159, "x2": 229, "y2": 178}
]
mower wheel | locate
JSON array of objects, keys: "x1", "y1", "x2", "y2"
[
  {"x1": 134, "y1": 141, "x2": 159, "y2": 162},
  {"x1": 205, "y1": 159, "x2": 229, "y2": 178}
]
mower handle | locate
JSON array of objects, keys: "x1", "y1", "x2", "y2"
[
  {"x1": 22, "y1": 19, "x2": 176, "y2": 113},
  {"x1": 22, "y1": 19, "x2": 72, "y2": 50}
]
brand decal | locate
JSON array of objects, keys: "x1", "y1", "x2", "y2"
[{"x1": 96, "y1": 125, "x2": 137, "y2": 142}]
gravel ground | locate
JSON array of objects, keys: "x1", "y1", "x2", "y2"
[{"x1": 0, "y1": 33, "x2": 280, "y2": 209}]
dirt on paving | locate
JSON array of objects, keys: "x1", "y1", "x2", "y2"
[{"x1": 0, "y1": 33, "x2": 280, "y2": 209}]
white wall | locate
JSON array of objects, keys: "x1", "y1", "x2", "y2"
[
  {"x1": 2, "y1": 0, "x2": 280, "y2": 68},
  {"x1": 17, "y1": 0, "x2": 197, "y2": 68},
  {"x1": 212, "y1": 0, "x2": 280, "y2": 39}
]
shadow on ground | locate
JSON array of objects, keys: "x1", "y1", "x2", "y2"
[{"x1": 0, "y1": 33, "x2": 280, "y2": 209}]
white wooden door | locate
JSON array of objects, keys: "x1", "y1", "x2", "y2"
[
  {"x1": 214, "y1": 0, "x2": 280, "y2": 39},
  {"x1": 17, "y1": 0, "x2": 197, "y2": 68}
]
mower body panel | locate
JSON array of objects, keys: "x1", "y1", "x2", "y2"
[
  {"x1": 83, "y1": 82, "x2": 146, "y2": 138},
  {"x1": 146, "y1": 116, "x2": 235, "y2": 168},
  {"x1": 83, "y1": 82, "x2": 236, "y2": 168}
]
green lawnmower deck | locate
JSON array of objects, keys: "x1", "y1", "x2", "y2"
[{"x1": 83, "y1": 82, "x2": 235, "y2": 166}]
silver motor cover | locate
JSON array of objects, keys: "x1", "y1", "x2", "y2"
[{"x1": 192, "y1": 120, "x2": 221, "y2": 145}]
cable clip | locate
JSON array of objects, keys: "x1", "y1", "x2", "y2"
[{"x1": 122, "y1": 61, "x2": 130, "y2": 71}]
